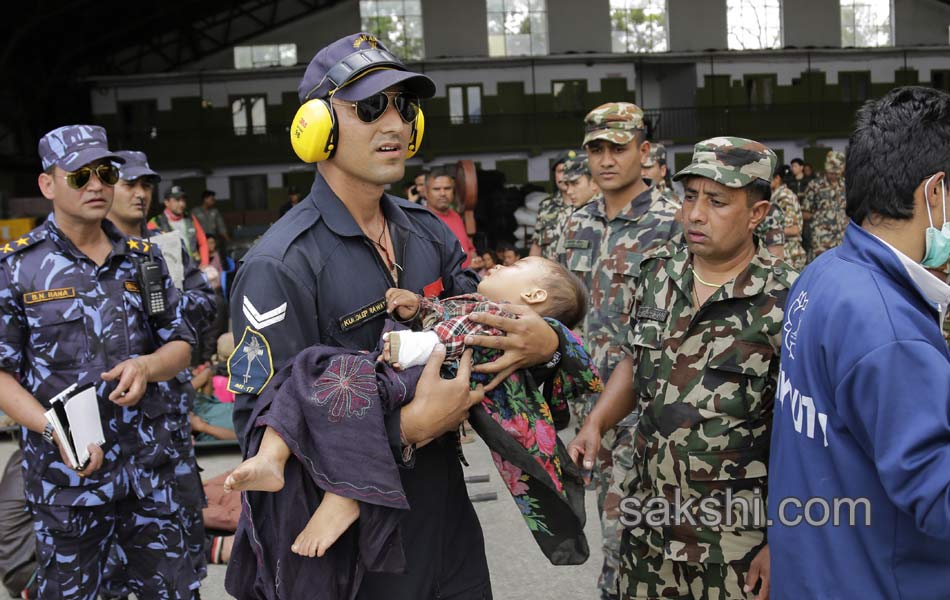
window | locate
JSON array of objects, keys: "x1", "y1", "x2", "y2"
[
  {"x1": 118, "y1": 100, "x2": 158, "y2": 138},
  {"x1": 448, "y1": 85, "x2": 483, "y2": 125},
  {"x1": 839, "y1": 71, "x2": 871, "y2": 102},
  {"x1": 234, "y1": 44, "x2": 297, "y2": 69},
  {"x1": 933, "y1": 70, "x2": 950, "y2": 93},
  {"x1": 726, "y1": 0, "x2": 782, "y2": 50},
  {"x1": 487, "y1": 0, "x2": 548, "y2": 57},
  {"x1": 360, "y1": 0, "x2": 425, "y2": 60},
  {"x1": 744, "y1": 75, "x2": 775, "y2": 107},
  {"x1": 229, "y1": 174, "x2": 269, "y2": 212},
  {"x1": 232, "y1": 96, "x2": 267, "y2": 136},
  {"x1": 609, "y1": 0, "x2": 668, "y2": 53},
  {"x1": 841, "y1": 0, "x2": 892, "y2": 47},
  {"x1": 552, "y1": 80, "x2": 587, "y2": 113}
]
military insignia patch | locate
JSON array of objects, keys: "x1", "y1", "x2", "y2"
[
  {"x1": 124, "y1": 281, "x2": 140, "y2": 293},
  {"x1": 227, "y1": 327, "x2": 275, "y2": 395}
]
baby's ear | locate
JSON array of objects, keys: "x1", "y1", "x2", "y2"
[{"x1": 520, "y1": 288, "x2": 548, "y2": 305}]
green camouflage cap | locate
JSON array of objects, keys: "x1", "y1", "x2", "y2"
[
  {"x1": 642, "y1": 142, "x2": 668, "y2": 167},
  {"x1": 562, "y1": 154, "x2": 590, "y2": 181},
  {"x1": 582, "y1": 102, "x2": 644, "y2": 147},
  {"x1": 672, "y1": 136, "x2": 777, "y2": 188},
  {"x1": 825, "y1": 150, "x2": 845, "y2": 174},
  {"x1": 553, "y1": 149, "x2": 579, "y2": 169}
]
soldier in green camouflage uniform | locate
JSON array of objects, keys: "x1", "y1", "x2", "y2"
[
  {"x1": 562, "y1": 154, "x2": 600, "y2": 210},
  {"x1": 771, "y1": 167, "x2": 806, "y2": 271},
  {"x1": 569, "y1": 137, "x2": 796, "y2": 599},
  {"x1": 642, "y1": 142, "x2": 681, "y2": 211},
  {"x1": 754, "y1": 200, "x2": 786, "y2": 260},
  {"x1": 556, "y1": 103, "x2": 681, "y2": 600},
  {"x1": 530, "y1": 150, "x2": 577, "y2": 259},
  {"x1": 802, "y1": 151, "x2": 848, "y2": 262}
]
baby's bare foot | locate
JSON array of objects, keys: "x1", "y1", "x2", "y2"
[
  {"x1": 223, "y1": 455, "x2": 285, "y2": 493},
  {"x1": 290, "y1": 492, "x2": 360, "y2": 558}
]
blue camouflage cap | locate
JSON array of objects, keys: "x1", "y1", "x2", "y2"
[
  {"x1": 38, "y1": 125, "x2": 124, "y2": 172},
  {"x1": 115, "y1": 150, "x2": 159, "y2": 182},
  {"x1": 298, "y1": 32, "x2": 436, "y2": 103}
]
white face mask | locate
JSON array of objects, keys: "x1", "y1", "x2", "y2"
[{"x1": 921, "y1": 174, "x2": 950, "y2": 268}]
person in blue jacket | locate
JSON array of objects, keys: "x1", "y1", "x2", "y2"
[{"x1": 768, "y1": 86, "x2": 950, "y2": 599}]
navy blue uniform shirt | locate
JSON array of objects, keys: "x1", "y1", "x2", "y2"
[{"x1": 228, "y1": 171, "x2": 478, "y2": 440}]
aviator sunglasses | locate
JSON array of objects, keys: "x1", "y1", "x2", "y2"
[
  {"x1": 335, "y1": 91, "x2": 420, "y2": 124},
  {"x1": 63, "y1": 164, "x2": 119, "y2": 189}
]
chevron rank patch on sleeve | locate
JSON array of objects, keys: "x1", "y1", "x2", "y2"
[{"x1": 242, "y1": 296, "x2": 288, "y2": 330}]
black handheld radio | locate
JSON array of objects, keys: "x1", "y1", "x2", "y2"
[{"x1": 136, "y1": 223, "x2": 168, "y2": 316}]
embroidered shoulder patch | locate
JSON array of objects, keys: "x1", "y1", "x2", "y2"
[{"x1": 227, "y1": 327, "x2": 275, "y2": 396}]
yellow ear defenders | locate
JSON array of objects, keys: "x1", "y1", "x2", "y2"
[{"x1": 290, "y1": 48, "x2": 426, "y2": 163}]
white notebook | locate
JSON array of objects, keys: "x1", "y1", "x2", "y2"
[{"x1": 44, "y1": 383, "x2": 106, "y2": 470}]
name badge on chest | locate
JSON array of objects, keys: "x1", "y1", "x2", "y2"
[
  {"x1": 564, "y1": 240, "x2": 591, "y2": 249},
  {"x1": 339, "y1": 297, "x2": 388, "y2": 332},
  {"x1": 23, "y1": 287, "x2": 76, "y2": 305}
]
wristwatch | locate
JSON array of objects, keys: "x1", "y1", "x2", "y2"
[{"x1": 41, "y1": 422, "x2": 55, "y2": 444}]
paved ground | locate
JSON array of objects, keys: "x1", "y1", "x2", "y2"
[{"x1": 0, "y1": 426, "x2": 604, "y2": 599}]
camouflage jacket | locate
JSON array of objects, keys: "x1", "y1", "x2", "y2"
[
  {"x1": 754, "y1": 202, "x2": 786, "y2": 249},
  {"x1": 0, "y1": 215, "x2": 193, "y2": 506},
  {"x1": 622, "y1": 237, "x2": 796, "y2": 563},
  {"x1": 532, "y1": 192, "x2": 571, "y2": 259},
  {"x1": 802, "y1": 176, "x2": 847, "y2": 257},
  {"x1": 771, "y1": 184, "x2": 806, "y2": 271},
  {"x1": 555, "y1": 187, "x2": 681, "y2": 389}
]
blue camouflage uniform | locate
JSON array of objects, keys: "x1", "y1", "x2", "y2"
[
  {"x1": 100, "y1": 149, "x2": 216, "y2": 599},
  {"x1": 0, "y1": 213, "x2": 198, "y2": 600}
]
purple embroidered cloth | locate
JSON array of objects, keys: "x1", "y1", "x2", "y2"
[{"x1": 225, "y1": 341, "x2": 423, "y2": 600}]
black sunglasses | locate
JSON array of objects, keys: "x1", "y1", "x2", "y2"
[
  {"x1": 64, "y1": 164, "x2": 119, "y2": 189},
  {"x1": 335, "y1": 91, "x2": 419, "y2": 124}
]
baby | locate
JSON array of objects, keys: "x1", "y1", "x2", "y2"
[{"x1": 224, "y1": 256, "x2": 588, "y2": 559}]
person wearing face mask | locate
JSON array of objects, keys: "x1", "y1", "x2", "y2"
[{"x1": 767, "y1": 86, "x2": 950, "y2": 600}]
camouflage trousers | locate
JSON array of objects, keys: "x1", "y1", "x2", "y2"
[
  {"x1": 31, "y1": 493, "x2": 195, "y2": 600},
  {"x1": 597, "y1": 424, "x2": 637, "y2": 600},
  {"x1": 618, "y1": 537, "x2": 755, "y2": 600}
]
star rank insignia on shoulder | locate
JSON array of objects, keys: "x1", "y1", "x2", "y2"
[
  {"x1": 0, "y1": 235, "x2": 40, "y2": 260},
  {"x1": 126, "y1": 238, "x2": 152, "y2": 254}
]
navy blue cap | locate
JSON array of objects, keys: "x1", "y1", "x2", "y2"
[
  {"x1": 115, "y1": 150, "x2": 159, "y2": 181},
  {"x1": 297, "y1": 32, "x2": 436, "y2": 103},
  {"x1": 38, "y1": 125, "x2": 124, "y2": 172}
]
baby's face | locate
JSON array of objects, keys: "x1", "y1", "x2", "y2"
[{"x1": 477, "y1": 257, "x2": 548, "y2": 304}]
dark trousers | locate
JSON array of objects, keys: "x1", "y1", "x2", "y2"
[
  {"x1": 357, "y1": 437, "x2": 492, "y2": 600},
  {"x1": 0, "y1": 450, "x2": 35, "y2": 597}
]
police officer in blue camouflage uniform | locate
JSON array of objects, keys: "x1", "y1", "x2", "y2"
[
  {"x1": 103, "y1": 149, "x2": 215, "y2": 598},
  {"x1": 226, "y1": 33, "x2": 564, "y2": 600},
  {"x1": 0, "y1": 125, "x2": 197, "y2": 600}
]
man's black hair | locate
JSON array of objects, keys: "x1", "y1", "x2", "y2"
[
  {"x1": 846, "y1": 86, "x2": 950, "y2": 224},
  {"x1": 201, "y1": 189, "x2": 216, "y2": 199},
  {"x1": 773, "y1": 164, "x2": 791, "y2": 181},
  {"x1": 747, "y1": 179, "x2": 772, "y2": 204},
  {"x1": 790, "y1": 158, "x2": 804, "y2": 167}
]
